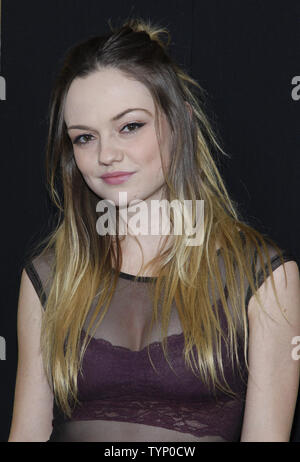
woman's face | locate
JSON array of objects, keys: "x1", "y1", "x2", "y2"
[{"x1": 64, "y1": 67, "x2": 172, "y2": 208}]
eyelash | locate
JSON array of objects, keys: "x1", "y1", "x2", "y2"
[{"x1": 72, "y1": 122, "x2": 145, "y2": 146}]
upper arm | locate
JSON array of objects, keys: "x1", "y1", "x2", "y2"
[
  {"x1": 8, "y1": 269, "x2": 54, "y2": 442},
  {"x1": 240, "y1": 260, "x2": 300, "y2": 442}
]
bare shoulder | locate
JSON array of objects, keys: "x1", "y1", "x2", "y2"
[
  {"x1": 248, "y1": 259, "x2": 300, "y2": 322},
  {"x1": 241, "y1": 260, "x2": 300, "y2": 441},
  {"x1": 8, "y1": 269, "x2": 54, "y2": 442}
]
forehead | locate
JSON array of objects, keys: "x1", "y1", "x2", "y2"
[{"x1": 64, "y1": 67, "x2": 155, "y2": 123}]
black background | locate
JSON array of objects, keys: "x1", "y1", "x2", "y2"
[{"x1": 0, "y1": 0, "x2": 299, "y2": 442}]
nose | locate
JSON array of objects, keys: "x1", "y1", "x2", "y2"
[{"x1": 97, "y1": 135, "x2": 124, "y2": 165}]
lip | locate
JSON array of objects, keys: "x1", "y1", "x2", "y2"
[
  {"x1": 100, "y1": 171, "x2": 136, "y2": 185},
  {"x1": 101, "y1": 171, "x2": 135, "y2": 178}
]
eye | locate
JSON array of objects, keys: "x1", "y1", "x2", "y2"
[
  {"x1": 120, "y1": 122, "x2": 145, "y2": 134},
  {"x1": 73, "y1": 134, "x2": 94, "y2": 146}
]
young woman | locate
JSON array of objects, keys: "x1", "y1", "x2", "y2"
[{"x1": 8, "y1": 17, "x2": 300, "y2": 442}]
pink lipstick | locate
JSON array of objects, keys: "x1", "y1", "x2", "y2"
[{"x1": 100, "y1": 171, "x2": 136, "y2": 185}]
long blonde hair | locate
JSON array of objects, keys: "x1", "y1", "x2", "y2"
[{"x1": 30, "y1": 17, "x2": 288, "y2": 417}]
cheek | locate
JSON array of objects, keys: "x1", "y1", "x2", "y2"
[
  {"x1": 145, "y1": 145, "x2": 169, "y2": 180},
  {"x1": 137, "y1": 133, "x2": 164, "y2": 171},
  {"x1": 73, "y1": 152, "x2": 93, "y2": 175}
]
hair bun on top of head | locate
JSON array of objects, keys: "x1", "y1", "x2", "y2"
[{"x1": 108, "y1": 16, "x2": 171, "y2": 51}]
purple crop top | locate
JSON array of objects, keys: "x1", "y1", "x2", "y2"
[{"x1": 23, "y1": 240, "x2": 295, "y2": 442}]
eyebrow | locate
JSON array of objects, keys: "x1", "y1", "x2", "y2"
[{"x1": 67, "y1": 107, "x2": 152, "y2": 131}]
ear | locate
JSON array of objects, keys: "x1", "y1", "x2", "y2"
[{"x1": 185, "y1": 101, "x2": 193, "y2": 119}]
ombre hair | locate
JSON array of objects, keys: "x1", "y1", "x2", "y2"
[{"x1": 29, "y1": 16, "x2": 288, "y2": 417}]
